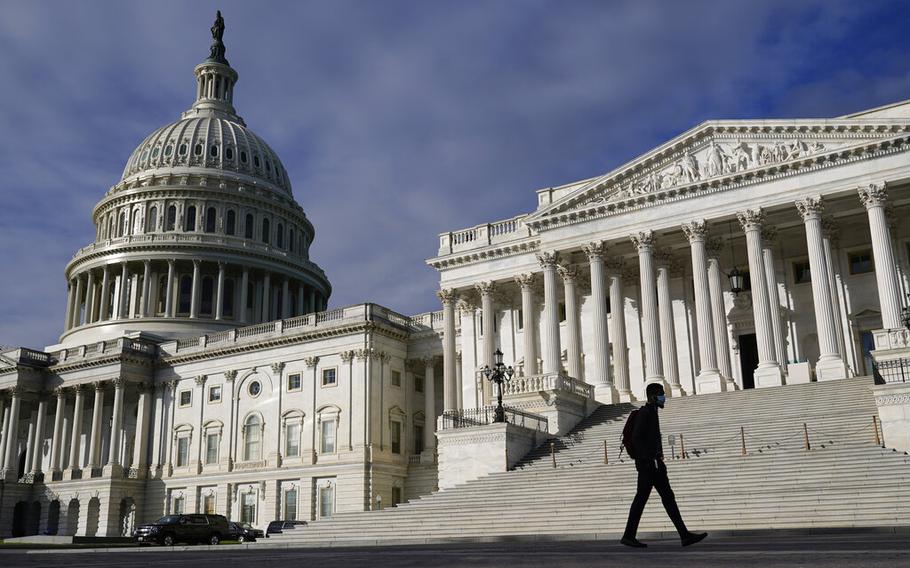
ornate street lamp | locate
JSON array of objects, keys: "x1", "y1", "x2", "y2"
[
  {"x1": 482, "y1": 349, "x2": 514, "y2": 423},
  {"x1": 726, "y1": 219, "x2": 744, "y2": 295}
]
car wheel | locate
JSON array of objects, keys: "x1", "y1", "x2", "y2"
[
  {"x1": 162, "y1": 534, "x2": 175, "y2": 546},
  {"x1": 209, "y1": 534, "x2": 220, "y2": 546}
]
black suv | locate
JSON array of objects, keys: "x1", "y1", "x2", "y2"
[
  {"x1": 134, "y1": 514, "x2": 231, "y2": 546},
  {"x1": 266, "y1": 520, "x2": 308, "y2": 536}
]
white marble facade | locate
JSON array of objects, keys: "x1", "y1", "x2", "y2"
[{"x1": 2, "y1": 18, "x2": 910, "y2": 539}]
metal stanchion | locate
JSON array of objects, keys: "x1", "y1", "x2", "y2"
[
  {"x1": 740, "y1": 426, "x2": 747, "y2": 456},
  {"x1": 603, "y1": 440, "x2": 609, "y2": 465},
  {"x1": 873, "y1": 416, "x2": 882, "y2": 447},
  {"x1": 551, "y1": 441, "x2": 556, "y2": 468},
  {"x1": 680, "y1": 434, "x2": 686, "y2": 460},
  {"x1": 803, "y1": 422, "x2": 811, "y2": 451}
]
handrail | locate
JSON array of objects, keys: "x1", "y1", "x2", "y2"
[
  {"x1": 873, "y1": 357, "x2": 910, "y2": 385},
  {"x1": 439, "y1": 406, "x2": 549, "y2": 433}
]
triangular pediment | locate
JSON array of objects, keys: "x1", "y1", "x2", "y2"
[{"x1": 528, "y1": 118, "x2": 910, "y2": 229}]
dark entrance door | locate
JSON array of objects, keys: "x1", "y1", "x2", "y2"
[{"x1": 739, "y1": 333, "x2": 759, "y2": 389}]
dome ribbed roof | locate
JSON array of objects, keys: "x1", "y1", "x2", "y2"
[{"x1": 121, "y1": 116, "x2": 292, "y2": 196}]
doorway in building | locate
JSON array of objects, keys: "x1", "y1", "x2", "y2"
[{"x1": 739, "y1": 333, "x2": 758, "y2": 389}]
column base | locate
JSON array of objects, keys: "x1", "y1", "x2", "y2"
[
  {"x1": 695, "y1": 370, "x2": 725, "y2": 395},
  {"x1": 618, "y1": 389, "x2": 634, "y2": 403},
  {"x1": 102, "y1": 463, "x2": 123, "y2": 478},
  {"x1": 419, "y1": 449, "x2": 437, "y2": 465},
  {"x1": 754, "y1": 364, "x2": 785, "y2": 388},
  {"x1": 815, "y1": 356, "x2": 848, "y2": 381},
  {"x1": 64, "y1": 467, "x2": 83, "y2": 481},
  {"x1": 670, "y1": 384, "x2": 686, "y2": 397},
  {"x1": 724, "y1": 377, "x2": 739, "y2": 391},
  {"x1": 1, "y1": 468, "x2": 17, "y2": 482},
  {"x1": 594, "y1": 384, "x2": 619, "y2": 405}
]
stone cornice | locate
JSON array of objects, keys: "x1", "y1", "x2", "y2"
[{"x1": 427, "y1": 237, "x2": 540, "y2": 270}]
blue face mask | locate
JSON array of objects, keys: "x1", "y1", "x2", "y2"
[{"x1": 655, "y1": 395, "x2": 666, "y2": 407}]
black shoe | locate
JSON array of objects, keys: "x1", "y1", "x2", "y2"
[
  {"x1": 681, "y1": 531, "x2": 707, "y2": 547},
  {"x1": 620, "y1": 536, "x2": 647, "y2": 548}
]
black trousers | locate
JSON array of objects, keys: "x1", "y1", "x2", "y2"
[{"x1": 623, "y1": 458, "x2": 688, "y2": 538}]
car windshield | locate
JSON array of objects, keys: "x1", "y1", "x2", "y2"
[
  {"x1": 241, "y1": 523, "x2": 253, "y2": 529},
  {"x1": 155, "y1": 515, "x2": 180, "y2": 525}
]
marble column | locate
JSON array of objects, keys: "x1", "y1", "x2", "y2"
[
  {"x1": 72, "y1": 275, "x2": 84, "y2": 327},
  {"x1": 118, "y1": 262, "x2": 130, "y2": 319},
  {"x1": 821, "y1": 219, "x2": 850, "y2": 370},
  {"x1": 537, "y1": 251, "x2": 562, "y2": 375},
  {"x1": 630, "y1": 232, "x2": 665, "y2": 386},
  {"x1": 476, "y1": 281, "x2": 496, "y2": 370},
  {"x1": 84, "y1": 271, "x2": 95, "y2": 325},
  {"x1": 107, "y1": 379, "x2": 125, "y2": 471},
  {"x1": 30, "y1": 397, "x2": 48, "y2": 475},
  {"x1": 706, "y1": 238, "x2": 735, "y2": 387},
  {"x1": 795, "y1": 196, "x2": 847, "y2": 380},
  {"x1": 583, "y1": 242, "x2": 615, "y2": 402},
  {"x1": 239, "y1": 268, "x2": 250, "y2": 324},
  {"x1": 514, "y1": 274, "x2": 539, "y2": 377},
  {"x1": 455, "y1": 352, "x2": 463, "y2": 410},
  {"x1": 438, "y1": 289, "x2": 458, "y2": 412},
  {"x1": 49, "y1": 388, "x2": 66, "y2": 473},
  {"x1": 165, "y1": 260, "x2": 176, "y2": 318},
  {"x1": 67, "y1": 385, "x2": 85, "y2": 472},
  {"x1": 141, "y1": 260, "x2": 152, "y2": 317},
  {"x1": 189, "y1": 260, "x2": 201, "y2": 318},
  {"x1": 133, "y1": 383, "x2": 151, "y2": 474},
  {"x1": 281, "y1": 278, "x2": 291, "y2": 319},
  {"x1": 859, "y1": 183, "x2": 904, "y2": 330},
  {"x1": 87, "y1": 382, "x2": 105, "y2": 469},
  {"x1": 99, "y1": 265, "x2": 111, "y2": 321},
  {"x1": 654, "y1": 249, "x2": 684, "y2": 397},
  {"x1": 261, "y1": 272, "x2": 271, "y2": 322},
  {"x1": 558, "y1": 264, "x2": 582, "y2": 381},
  {"x1": 760, "y1": 226, "x2": 789, "y2": 372},
  {"x1": 64, "y1": 281, "x2": 74, "y2": 331},
  {"x1": 0, "y1": 396, "x2": 7, "y2": 470},
  {"x1": 737, "y1": 209, "x2": 784, "y2": 386},
  {"x1": 2, "y1": 388, "x2": 21, "y2": 478},
  {"x1": 607, "y1": 258, "x2": 632, "y2": 402},
  {"x1": 216, "y1": 262, "x2": 226, "y2": 320},
  {"x1": 423, "y1": 358, "x2": 436, "y2": 451},
  {"x1": 682, "y1": 221, "x2": 724, "y2": 393}
]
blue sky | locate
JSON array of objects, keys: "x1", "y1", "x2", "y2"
[{"x1": 1, "y1": 0, "x2": 909, "y2": 349}]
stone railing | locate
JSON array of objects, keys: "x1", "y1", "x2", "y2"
[
  {"x1": 437, "y1": 214, "x2": 533, "y2": 256},
  {"x1": 158, "y1": 303, "x2": 416, "y2": 358},
  {"x1": 43, "y1": 337, "x2": 158, "y2": 367},
  {"x1": 501, "y1": 371, "x2": 594, "y2": 400},
  {"x1": 408, "y1": 310, "x2": 457, "y2": 334},
  {"x1": 1, "y1": 347, "x2": 53, "y2": 368},
  {"x1": 873, "y1": 328, "x2": 910, "y2": 353}
]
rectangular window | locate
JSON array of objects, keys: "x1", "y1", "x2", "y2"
[
  {"x1": 285, "y1": 423, "x2": 301, "y2": 457},
  {"x1": 321, "y1": 420, "x2": 336, "y2": 454},
  {"x1": 205, "y1": 433, "x2": 219, "y2": 465},
  {"x1": 391, "y1": 486, "x2": 402, "y2": 507},
  {"x1": 848, "y1": 250, "x2": 874, "y2": 275},
  {"x1": 284, "y1": 489, "x2": 298, "y2": 521},
  {"x1": 415, "y1": 375, "x2": 424, "y2": 393},
  {"x1": 414, "y1": 425, "x2": 424, "y2": 454},
  {"x1": 177, "y1": 436, "x2": 190, "y2": 467},
  {"x1": 391, "y1": 421, "x2": 401, "y2": 454},
  {"x1": 241, "y1": 493, "x2": 256, "y2": 524},
  {"x1": 391, "y1": 370, "x2": 401, "y2": 387},
  {"x1": 179, "y1": 390, "x2": 192, "y2": 407},
  {"x1": 173, "y1": 496, "x2": 185, "y2": 515},
  {"x1": 322, "y1": 368, "x2": 337, "y2": 387},
  {"x1": 318, "y1": 485, "x2": 334, "y2": 518},
  {"x1": 203, "y1": 494, "x2": 215, "y2": 515},
  {"x1": 793, "y1": 261, "x2": 812, "y2": 284},
  {"x1": 287, "y1": 373, "x2": 302, "y2": 392},
  {"x1": 208, "y1": 385, "x2": 222, "y2": 403}
]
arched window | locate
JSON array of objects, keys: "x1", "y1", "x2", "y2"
[
  {"x1": 244, "y1": 415, "x2": 262, "y2": 461},
  {"x1": 166, "y1": 205, "x2": 177, "y2": 231},
  {"x1": 156, "y1": 275, "x2": 167, "y2": 315},
  {"x1": 147, "y1": 206, "x2": 158, "y2": 232},
  {"x1": 240, "y1": 150, "x2": 247, "y2": 164},
  {"x1": 225, "y1": 147, "x2": 234, "y2": 161},
  {"x1": 179, "y1": 143, "x2": 188, "y2": 156},
  {"x1": 118, "y1": 212, "x2": 126, "y2": 237},
  {"x1": 178, "y1": 275, "x2": 192, "y2": 314},
  {"x1": 244, "y1": 214, "x2": 254, "y2": 239},
  {"x1": 185, "y1": 206, "x2": 196, "y2": 232},
  {"x1": 205, "y1": 207, "x2": 217, "y2": 233},
  {"x1": 253, "y1": 155, "x2": 261, "y2": 168},
  {"x1": 200, "y1": 276, "x2": 214, "y2": 316},
  {"x1": 262, "y1": 218, "x2": 270, "y2": 244},
  {"x1": 210, "y1": 145, "x2": 218, "y2": 157},
  {"x1": 108, "y1": 216, "x2": 115, "y2": 240},
  {"x1": 132, "y1": 209, "x2": 141, "y2": 234},
  {"x1": 276, "y1": 223, "x2": 284, "y2": 248},
  {"x1": 225, "y1": 210, "x2": 236, "y2": 236},
  {"x1": 289, "y1": 228, "x2": 295, "y2": 252},
  {"x1": 194, "y1": 143, "x2": 203, "y2": 156},
  {"x1": 223, "y1": 279, "x2": 235, "y2": 318}
]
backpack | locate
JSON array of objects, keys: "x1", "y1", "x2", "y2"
[{"x1": 620, "y1": 408, "x2": 640, "y2": 460}]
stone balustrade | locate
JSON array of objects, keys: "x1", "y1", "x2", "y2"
[
  {"x1": 502, "y1": 371, "x2": 594, "y2": 400},
  {"x1": 437, "y1": 214, "x2": 533, "y2": 255}
]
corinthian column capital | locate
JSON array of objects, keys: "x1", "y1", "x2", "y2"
[
  {"x1": 474, "y1": 281, "x2": 495, "y2": 296},
  {"x1": 681, "y1": 220, "x2": 708, "y2": 243},
  {"x1": 795, "y1": 196, "x2": 825, "y2": 221},
  {"x1": 535, "y1": 251, "x2": 560, "y2": 269},
  {"x1": 581, "y1": 241, "x2": 608, "y2": 261},
  {"x1": 736, "y1": 208, "x2": 765, "y2": 231},
  {"x1": 629, "y1": 231, "x2": 654, "y2": 251},
  {"x1": 436, "y1": 288, "x2": 457, "y2": 305},
  {"x1": 557, "y1": 264, "x2": 577, "y2": 282},
  {"x1": 858, "y1": 183, "x2": 887, "y2": 209},
  {"x1": 514, "y1": 273, "x2": 535, "y2": 290}
]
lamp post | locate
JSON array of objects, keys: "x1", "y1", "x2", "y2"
[
  {"x1": 482, "y1": 349, "x2": 514, "y2": 423},
  {"x1": 902, "y1": 295, "x2": 910, "y2": 331}
]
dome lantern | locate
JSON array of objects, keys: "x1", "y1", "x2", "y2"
[{"x1": 183, "y1": 11, "x2": 242, "y2": 124}]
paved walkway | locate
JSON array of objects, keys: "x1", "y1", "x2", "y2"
[{"x1": 2, "y1": 533, "x2": 909, "y2": 567}]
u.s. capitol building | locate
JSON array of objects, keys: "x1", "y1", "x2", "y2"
[{"x1": 1, "y1": 14, "x2": 909, "y2": 539}]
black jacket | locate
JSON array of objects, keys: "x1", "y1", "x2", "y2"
[{"x1": 632, "y1": 403, "x2": 663, "y2": 461}]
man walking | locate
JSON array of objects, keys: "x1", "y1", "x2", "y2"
[{"x1": 621, "y1": 383, "x2": 707, "y2": 548}]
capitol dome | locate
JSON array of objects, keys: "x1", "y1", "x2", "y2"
[{"x1": 58, "y1": 13, "x2": 331, "y2": 346}]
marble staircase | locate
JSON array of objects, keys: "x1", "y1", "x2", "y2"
[{"x1": 264, "y1": 377, "x2": 910, "y2": 546}]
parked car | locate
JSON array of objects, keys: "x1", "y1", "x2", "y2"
[
  {"x1": 228, "y1": 521, "x2": 263, "y2": 542},
  {"x1": 266, "y1": 520, "x2": 308, "y2": 536},
  {"x1": 134, "y1": 514, "x2": 231, "y2": 546}
]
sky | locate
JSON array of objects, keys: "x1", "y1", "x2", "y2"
[{"x1": 1, "y1": 0, "x2": 910, "y2": 349}]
